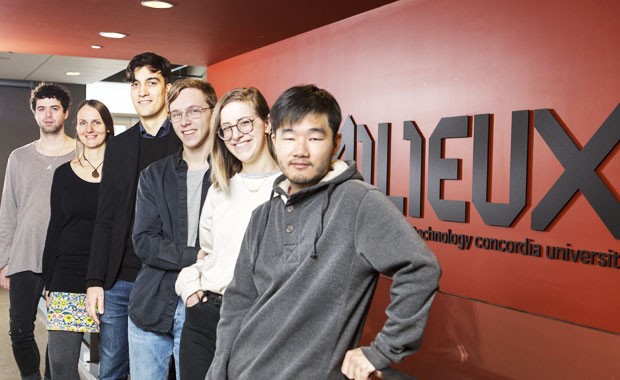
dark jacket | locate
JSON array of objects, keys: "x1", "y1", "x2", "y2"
[
  {"x1": 129, "y1": 151, "x2": 211, "y2": 333},
  {"x1": 86, "y1": 123, "x2": 181, "y2": 289}
]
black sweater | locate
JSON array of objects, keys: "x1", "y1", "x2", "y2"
[{"x1": 42, "y1": 162, "x2": 99, "y2": 293}]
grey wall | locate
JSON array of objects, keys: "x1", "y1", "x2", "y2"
[{"x1": 0, "y1": 80, "x2": 86, "y2": 203}]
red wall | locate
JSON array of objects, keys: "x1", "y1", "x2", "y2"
[{"x1": 208, "y1": 0, "x2": 620, "y2": 377}]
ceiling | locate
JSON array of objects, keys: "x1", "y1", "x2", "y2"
[
  {"x1": 0, "y1": 0, "x2": 397, "y2": 84},
  {"x1": 0, "y1": 53, "x2": 129, "y2": 84}
]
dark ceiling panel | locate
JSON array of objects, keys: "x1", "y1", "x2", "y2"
[{"x1": 0, "y1": 0, "x2": 398, "y2": 66}]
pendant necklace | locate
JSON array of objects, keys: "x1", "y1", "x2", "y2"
[
  {"x1": 44, "y1": 156, "x2": 58, "y2": 171},
  {"x1": 83, "y1": 152, "x2": 103, "y2": 178},
  {"x1": 240, "y1": 176, "x2": 268, "y2": 192},
  {"x1": 38, "y1": 139, "x2": 66, "y2": 170}
]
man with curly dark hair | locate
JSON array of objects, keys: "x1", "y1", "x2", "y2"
[{"x1": 0, "y1": 82, "x2": 75, "y2": 380}]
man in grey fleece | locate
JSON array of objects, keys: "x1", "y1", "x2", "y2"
[{"x1": 206, "y1": 84, "x2": 440, "y2": 380}]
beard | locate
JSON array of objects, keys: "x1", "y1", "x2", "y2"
[
  {"x1": 39, "y1": 123, "x2": 64, "y2": 134},
  {"x1": 288, "y1": 174, "x2": 322, "y2": 189},
  {"x1": 282, "y1": 159, "x2": 332, "y2": 192}
]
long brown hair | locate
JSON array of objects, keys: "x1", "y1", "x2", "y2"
[
  {"x1": 74, "y1": 99, "x2": 113, "y2": 165},
  {"x1": 210, "y1": 87, "x2": 275, "y2": 191}
]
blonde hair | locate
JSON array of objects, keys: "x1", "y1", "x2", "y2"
[
  {"x1": 166, "y1": 78, "x2": 217, "y2": 112},
  {"x1": 210, "y1": 87, "x2": 274, "y2": 191}
]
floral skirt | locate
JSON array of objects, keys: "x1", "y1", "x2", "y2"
[{"x1": 47, "y1": 291, "x2": 99, "y2": 333}]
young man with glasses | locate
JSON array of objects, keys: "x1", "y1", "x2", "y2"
[
  {"x1": 175, "y1": 87, "x2": 279, "y2": 380},
  {"x1": 85, "y1": 52, "x2": 181, "y2": 380},
  {"x1": 129, "y1": 79, "x2": 216, "y2": 380}
]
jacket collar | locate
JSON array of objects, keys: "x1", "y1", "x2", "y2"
[{"x1": 173, "y1": 148, "x2": 212, "y2": 172}]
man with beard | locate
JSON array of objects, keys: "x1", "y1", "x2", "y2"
[
  {"x1": 207, "y1": 85, "x2": 440, "y2": 380},
  {"x1": 0, "y1": 82, "x2": 75, "y2": 380}
]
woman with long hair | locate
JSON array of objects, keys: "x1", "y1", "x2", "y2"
[
  {"x1": 42, "y1": 99, "x2": 113, "y2": 380},
  {"x1": 175, "y1": 87, "x2": 280, "y2": 380}
]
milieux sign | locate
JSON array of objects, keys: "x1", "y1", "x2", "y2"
[{"x1": 336, "y1": 104, "x2": 620, "y2": 239}]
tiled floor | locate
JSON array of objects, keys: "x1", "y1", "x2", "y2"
[{"x1": 0, "y1": 288, "x2": 48, "y2": 380}]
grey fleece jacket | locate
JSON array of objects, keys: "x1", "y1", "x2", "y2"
[{"x1": 206, "y1": 160, "x2": 440, "y2": 380}]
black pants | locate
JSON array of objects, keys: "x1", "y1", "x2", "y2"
[
  {"x1": 8, "y1": 271, "x2": 50, "y2": 380},
  {"x1": 178, "y1": 300, "x2": 221, "y2": 380}
]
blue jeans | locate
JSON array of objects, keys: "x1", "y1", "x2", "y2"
[
  {"x1": 99, "y1": 280, "x2": 133, "y2": 380},
  {"x1": 128, "y1": 298, "x2": 185, "y2": 380}
]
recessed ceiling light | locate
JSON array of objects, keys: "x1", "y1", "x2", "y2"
[
  {"x1": 91, "y1": 45, "x2": 103, "y2": 49},
  {"x1": 141, "y1": 1, "x2": 174, "y2": 9},
  {"x1": 99, "y1": 32, "x2": 128, "y2": 39},
  {"x1": 66, "y1": 72, "x2": 81, "y2": 76}
]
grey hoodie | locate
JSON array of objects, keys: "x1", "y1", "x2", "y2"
[{"x1": 206, "y1": 160, "x2": 440, "y2": 380}]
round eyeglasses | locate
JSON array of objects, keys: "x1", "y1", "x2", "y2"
[
  {"x1": 217, "y1": 117, "x2": 255, "y2": 141},
  {"x1": 169, "y1": 106, "x2": 211, "y2": 124}
]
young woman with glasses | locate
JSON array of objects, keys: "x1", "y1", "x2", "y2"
[
  {"x1": 175, "y1": 87, "x2": 280, "y2": 380},
  {"x1": 42, "y1": 100, "x2": 113, "y2": 380}
]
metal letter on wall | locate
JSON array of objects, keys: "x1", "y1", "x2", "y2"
[
  {"x1": 357, "y1": 124, "x2": 375, "y2": 184},
  {"x1": 472, "y1": 111, "x2": 529, "y2": 226},
  {"x1": 336, "y1": 115, "x2": 357, "y2": 161},
  {"x1": 377, "y1": 123, "x2": 405, "y2": 212},
  {"x1": 532, "y1": 105, "x2": 620, "y2": 238},
  {"x1": 428, "y1": 116, "x2": 470, "y2": 222},
  {"x1": 403, "y1": 120, "x2": 424, "y2": 218}
]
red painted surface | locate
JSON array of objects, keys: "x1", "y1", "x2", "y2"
[
  {"x1": 364, "y1": 278, "x2": 620, "y2": 379},
  {"x1": 209, "y1": 0, "x2": 620, "y2": 377}
]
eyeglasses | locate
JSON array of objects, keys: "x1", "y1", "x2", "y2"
[
  {"x1": 217, "y1": 117, "x2": 255, "y2": 141},
  {"x1": 169, "y1": 106, "x2": 211, "y2": 124}
]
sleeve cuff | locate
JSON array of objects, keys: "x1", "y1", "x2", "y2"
[
  {"x1": 86, "y1": 279, "x2": 104, "y2": 288},
  {"x1": 180, "y1": 284, "x2": 201, "y2": 304},
  {"x1": 175, "y1": 266, "x2": 202, "y2": 302},
  {"x1": 361, "y1": 345, "x2": 392, "y2": 371}
]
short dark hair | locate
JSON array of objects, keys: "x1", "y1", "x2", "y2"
[
  {"x1": 125, "y1": 52, "x2": 172, "y2": 84},
  {"x1": 269, "y1": 84, "x2": 342, "y2": 142},
  {"x1": 76, "y1": 99, "x2": 114, "y2": 141},
  {"x1": 30, "y1": 82, "x2": 71, "y2": 113}
]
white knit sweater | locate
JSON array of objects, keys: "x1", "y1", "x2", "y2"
[{"x1": 175, "y1": 172, "x2": 280, "y2": 301}]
